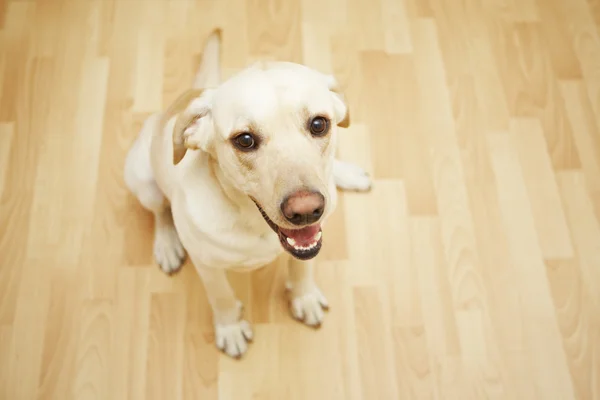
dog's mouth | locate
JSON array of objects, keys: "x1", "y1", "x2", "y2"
[{"x1": 252, "y1": 200, "x2": 323, "y2": 260}]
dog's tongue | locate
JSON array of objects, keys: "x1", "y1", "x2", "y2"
[{"x1": 280, "y1": 224, "x2": 321, "y2": 246}]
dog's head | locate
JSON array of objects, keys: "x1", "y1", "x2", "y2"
[{"x1": 172, "y1": 62, "x2": 350, "y2": 260}]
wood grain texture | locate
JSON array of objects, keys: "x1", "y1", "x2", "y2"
[{"x1": 1, "y1": 0, "x2": 599, "y2": 398}]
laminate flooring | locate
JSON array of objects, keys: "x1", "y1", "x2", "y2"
[{"x1": 1, "y1": 0, "x2": 599, "y2": 398}]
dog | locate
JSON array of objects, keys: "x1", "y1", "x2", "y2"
[{"x1": 124, "y1": 29, "x2": 372, "y2": 358}]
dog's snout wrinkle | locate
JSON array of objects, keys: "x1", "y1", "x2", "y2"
[{"x1": 280, "y1": 190, "x2": 325, "y2": 226}]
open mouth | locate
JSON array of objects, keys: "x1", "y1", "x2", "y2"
[{"x1": 252, "y1": 200, "x2": 323, "y2": 260}]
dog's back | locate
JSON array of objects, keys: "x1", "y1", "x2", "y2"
[{"x1": 130, "y1": 30, "x2": 223, "y2": 203}]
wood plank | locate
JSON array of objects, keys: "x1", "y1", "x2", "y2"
[{"x1": 0, "y1": 0, "x2": 597, "y2": 396}]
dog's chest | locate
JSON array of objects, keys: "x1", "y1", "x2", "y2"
[
  {"x1": 179, "y1": 212, "x2": 284, "y2": 269},
  {"x1": 172, "y1": 185, "x2": 284, "y2": 269},
  {"x1": 231, "y1": 229, "x2": 283, "y2": 269}
]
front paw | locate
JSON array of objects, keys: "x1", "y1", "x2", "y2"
[
  {"x1": 154, "y1": 225, "x2": 186, "y2": 275},
  {"x1": 334, "y1": 160, "x2": 372, "y2": 192},
  {"x1": 215, "y1": 319, "x2": 253, "y2": 359},
  {"x1": 286, "y1": 282, "x2": 329, "y2": 328}
]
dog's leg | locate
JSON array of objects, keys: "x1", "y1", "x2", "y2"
[
  {"x1": 286, "y1": 258, "x2": 329, "y2": 327},
  {"x1": 195, "y1": 266, "x2": 253, "y2": 358},
  {"x1": 134, "y1": 185, "x2": 185, "y2": 275},
  {"x1": 124, "y1": 114, "x2": 186, "y2": 274},
  {"x1": 333, "y1": 158, "x2": 372, "y2": 192},
  {"x1": 152, "y1": 207, "x2": 186, "y2": 274}
]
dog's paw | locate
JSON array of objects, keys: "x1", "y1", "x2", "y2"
[
  {"x1": 333, "y1": 159, "x2": 372, "y2": 192},
  {"x1": 215, "y1": 319, "x2": 253, "y2": 359},
  {"x1": 286, "y1": 283, "x2": 329, "y2": 328},
  {"x1": 154, "y1": 225, "x2": 186, "y2": 275}
]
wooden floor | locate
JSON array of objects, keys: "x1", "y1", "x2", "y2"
[{"x1": 1, "y1": 0, "x2": 600, "y2": 398}]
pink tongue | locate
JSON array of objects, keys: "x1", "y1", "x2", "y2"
[{"x1": 280, "y1": 225, "x2": 321, "y2": 246}]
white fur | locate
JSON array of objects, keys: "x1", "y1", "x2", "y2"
[
  {"x1": 333, "y1": 159, "x2": 372, "y2": 191},
  {"x1": 124, "y1": 29, "x2": 371, "y2": 358}
]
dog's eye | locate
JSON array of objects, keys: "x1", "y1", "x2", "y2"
[
  {"x1": 309, "y1": 116, "x2": 329, "y2": 136},
  {"x1": 233, "y1": 133, "x2": 257, "y2": 150}
]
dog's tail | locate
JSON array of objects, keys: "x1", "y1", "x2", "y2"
[{"x1": 193, "y1": 28, "x2": 222, "y2": 90}]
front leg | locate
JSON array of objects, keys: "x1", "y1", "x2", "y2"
[
  {"x1": 333, "y1": 158, "x2": 372, "y2": 192},
  {"x1": 194, "y1": 264, "x2": 253, "y2": 358},
  {"x1": 286, "y1": 257, "x2": 329, "y2": 327}
]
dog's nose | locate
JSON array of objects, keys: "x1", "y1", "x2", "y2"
[{"x1": 281, "y1": 190, "x2": 325, "y2": 226}]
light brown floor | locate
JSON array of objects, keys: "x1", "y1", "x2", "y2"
[{"x1": 1, "y1": 0, "x2": 599, "y2": 399}]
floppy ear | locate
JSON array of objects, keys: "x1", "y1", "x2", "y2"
[
  {"x1": 172, "y1": 89, "x2": 215, "y2": 165},
  {"x1": 325, "y1": 75, "x2": 351, "y2": 128}
]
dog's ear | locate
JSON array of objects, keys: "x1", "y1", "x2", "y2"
[
  {"x1": 172, "y1": 89, "x2": 215, "y2": 165},
  {"x1": 325, "y1": 75, "x2": 350, "y2": 128}
]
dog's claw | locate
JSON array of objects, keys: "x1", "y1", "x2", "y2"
[
  {"x1": 154, "y1": 224, "x2": 186, "y2": 274},
  {"x1": 287, "y1": 283, "x2": 329, "y2": 328},
  {"x1": 333, "y1": 159, "x2": 372, "y2": 192},
  {"x1": 215, "y1": 319, "x2": 253, "y2": 359}
]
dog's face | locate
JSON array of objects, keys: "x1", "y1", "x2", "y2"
[{"x1": 172, "y1": 62, "x2": 350, "y2": 260}]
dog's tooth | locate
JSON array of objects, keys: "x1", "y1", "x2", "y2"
[
  {"x1": 287, "y1": 237, "x2": 296, "y2": 246},
  {"x1": 315, "y1": 231, "x2": 322, "y2": 241}
]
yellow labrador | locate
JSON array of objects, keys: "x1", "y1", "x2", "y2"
[{"x1": 124, "y1": 29, "x2": 371, "y2": 358}]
